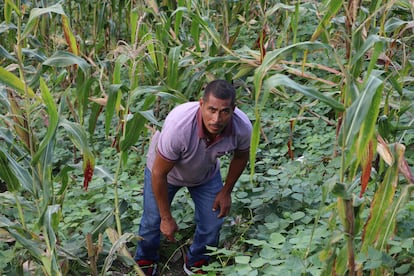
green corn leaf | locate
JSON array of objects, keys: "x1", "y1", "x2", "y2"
[
  {"x1": 32, "y1": 78, "x2": 59, "y2": 164},
  {"x1": 120, "y1": 91, "x2": 160, "y2": 151},
  {"x1": 263, "y1": 74, "x2": 344, "y2": 111},
  {"x1": 0, "y1": 67, "x2": 35, "y2": 97},
  {"x1": 120, "y1": 112, "x2": 147, "y2": 152},
  {"x1": 0, "y1": 45, "x2": 17, "y2": 62},
  {"x1": 310, "y1": 0, "x2": 342, "y2": 41},
  {"x1": 60, "y1": 119, "x2": 94, "y2": 158},
  {"x1": 350, "y1": 35, "x2": 382, "y2": 67},
  {"x1": 360, "y1": 145, "x2": 400, "y2": 253},
  {"x1": 339, "y1": 75, "x2": 383, "y2": 150},
  {"x1": 43, "y1": 51, "x2": 90, "y2": 74},
  {"x1": 42, "y1": 205, "x2": 61, "y2": 249},
  {"x1": 0, "y1": 150, "x2": 34, "y2": 194},
  {"x1": 172, "y1": 6, "x2": 187, "y2": 36},
  {"x1": 105, "y1": 84, "x2": 125, "y2": 137},
  {"x1": 130, "y1": 8, "x2": 139, "y2": 44},
  {"x1": 7, "y1": 228, "x2": 44, "y2": 260},
  {"x1": 22, "y1": 3, "x2": 66, "y2": 39},
  {"x1": 167, "y1": 46, "x2": 181, "y2": 90},
  {"x1": 4, "y1": 0, "x2": 21, "y2": 22},
  {"x1": 190, "y1": 18, "x2": 201, "y2": 51},
  {"x1": 366, "y1": 41, "x2": 385, "y2": 78},
  {"x1": 0, "y1": 151, "x2": 20, "y2": 192},
  {"x1": 254, "y1": 41, "x2": 331, "y2": 99},
  {"x1": 377, "y1": 184, "x2": 414, "y2": 251},
  {"x1": 349, "y1": 82, "x2": 382, "y2": 175}
]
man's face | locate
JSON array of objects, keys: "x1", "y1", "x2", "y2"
[{"x1": 199, "y1": 94, "x2": 235, "y2": 136}]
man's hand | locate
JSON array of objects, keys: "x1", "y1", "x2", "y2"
[
  {"x1": 212, "y1": 190, "x2": 232, "y2": 218},
  {"x1": 160, "y1": 216, "x2": 179, "y2": 242}
]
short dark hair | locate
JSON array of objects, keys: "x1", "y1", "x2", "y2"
[{"x1": 203, "y1": 80, "x2": 236, "y2": 106}]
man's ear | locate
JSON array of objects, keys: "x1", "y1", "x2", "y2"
[{"x1": 199, "y1": 98, "x2": 204, "y2": 107}]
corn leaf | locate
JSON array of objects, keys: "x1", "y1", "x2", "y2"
[
  {"x1": 0, "y1": 151, "x2": 20, "y2": 192},
  {"x1": 0, "y1": 67, "x2": 35, "y2": 97},
  {"x1": 167, "y1": 46, "x2": 181, "y2": 90},
  {"x1": 32, "y1": 78, "x2": 59, "y2": 164},
  {"x1": 61, "y1": 15, "x2": 79, "y2": 56},
  {"x1": 22, "y1": 3, "x2": 66, "y2": 39},
  {"x1": 263, "y1": 74, "x2": 344, "y2": 111},
  {"x1": 361, "y1": 143, "x2": 402, "y2": 253},
  {"x1": 43, "y1": 51, "x2": 90, "y2": 73}
]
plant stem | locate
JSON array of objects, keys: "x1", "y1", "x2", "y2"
[
  {"x1": 13, "y1": 192, "x2": 26, "y2": 229},
  {"x1": 113, "y1": 154, "x2": 123, "y2": 236}
]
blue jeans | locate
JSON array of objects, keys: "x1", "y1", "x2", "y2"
[{"x1": 134, "y1": 167, "x2": 224, "y2": 266}]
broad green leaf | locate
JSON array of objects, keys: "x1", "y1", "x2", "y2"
[
  {"x1": 310, "y1": 0, "x2": 342, "y2": 41},
  {"x1": 250, "y1": 257, "x2": 268, "y2": 268},
  {"x1": 22, "y1": 3, "x2": 66, "y2": 39},
  {"x1": 350, "y1": 35, "x2": 382, "y2": 67},
  {"x1": 335, "y1": 245, "x2": 348, "y2": 275},
  {"x1": 0, "y1": 67, "x2": 35, "y2": 97},
  {"x1": 347, "y1": 83, "x2": 382, "y2": 176},
  {"x1": 361, "y1": 144, "x2": 401, "y2": 253},
  {"x1": 120, "y1": 112, "x2": 147, "y2": 152},
  {"x1": 0, "y1": 215, "x2": 14, "y2": 227},
  {"x1": 254, "y1": 41, "x2": 331, "y2": 99},
  {"x1": 269, "y1": 232, "x2": 285, "y2": 245},
  {"x1": 0, "y1": 151, "x2": 20, "y2": 191},
  {"x1": 384, "y1": 17, "x2": 410, "y2": 33},
  {"x1": 22, "y1": 48, "x2": 47, "y2": 62},
  {"x1": 43, "y1": 51, "x2": 90, "y2": 73},
  {"x1": 244, "y1": 239, "x2": 267, "y2": 246},
  {"x1": 235, "y1": 255, "x2": 251, "y2": 264},
  {"x1": 60, "y1": 120, "x2": 90, "y2": 153},
  {"x1": 172, "y1": 7, "x2": 187, "y2": 36},
  {"x1": 130, "y1": 8, "x2": 139, "y2": 44},
  {"x1": 339, "y1": 75, "x2": 383, "y2": 150},
  {"x1": 7, "y1": 228, "x2": 44, "y2": 260},
  {"x1": 167, "y1": 46, "x2": 181, "y2": 90},
  {"x1": 190, "y1": 17, "x2": 201, "y2": 51},
  {"x1": 105, "y1": 84, "x2": 124, "y2": 137},
  {"x1": 0, "y1": 150, "x2": 34, "y2": 194},
  {"x1": 366, "y1": 41, "x2": 385, "y2": 78},
  {"x1": 4, "y1": 0, "x2": 21, "y2": 22},
  {"x1": 0, "y1": 45, "x2": 17, "y2": 62},
  {"x1": 42, "y1": 205, "x2": 60, "y2": 248},
  {"x1": 263, "y1": 74, "x2": 344, "y2": 111},
  {"x1": 32, "y1": 78, "x2": 59, "y2": 164},
  {"x1": 138, "y1": 110, "x2": 161, "y2": 126}
]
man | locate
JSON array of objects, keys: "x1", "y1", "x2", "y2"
[{"x1": 134, "y1": 79, "x2": 252, "y2": 275}]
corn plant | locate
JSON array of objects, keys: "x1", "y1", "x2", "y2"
[{"x1": 246, "y1": 0, "x2": 414, "y2": 274}]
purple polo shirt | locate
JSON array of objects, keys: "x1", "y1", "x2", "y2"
[{"x1": 146, "y1": 102, "x2": 252, "y2": 187}]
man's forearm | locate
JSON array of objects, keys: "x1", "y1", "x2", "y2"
[
  {"x1": 223, "y1": 151, "x2": 249, "y2": 194},
  {"x1": 152, "y1": 176, "x2": 172, "y2": 219}
]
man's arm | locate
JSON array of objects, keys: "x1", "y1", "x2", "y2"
[
  {"x1": 213, "y1": 150, "x2": 249, "y2": 218},
  {"x1": 151, "y1": 151, "x2": 178, "y2": 241}
]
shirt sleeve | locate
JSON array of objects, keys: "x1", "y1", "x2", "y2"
[{"x1": 156, "y1": 116, "x2": 183, "y2": 162}]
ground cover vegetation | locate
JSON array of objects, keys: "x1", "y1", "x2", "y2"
[{"x1": 0, "y1": 0, "x2": 413, "y2": 275}]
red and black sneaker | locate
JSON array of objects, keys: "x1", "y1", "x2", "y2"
[
  {"x1": 183, "y1": 259, "x2": 208, "y2": 275},
  {"x1": 136, "y1": 260, "x2": 157, "y2": 276}
]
